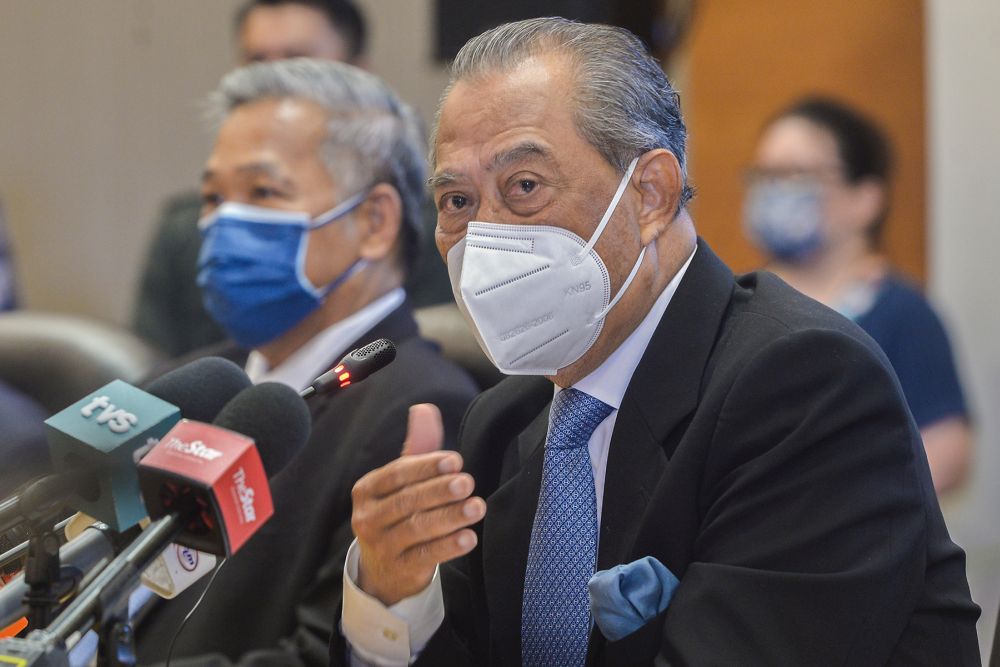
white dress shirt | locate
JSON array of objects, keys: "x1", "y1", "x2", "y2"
[
  {"x1": 341, "y1": 250, "x2": 697, "y2": 666},
  {"x1": 246, "y1": 288, "x2": 405, "y2": 391}
]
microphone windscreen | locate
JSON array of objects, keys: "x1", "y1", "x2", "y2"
[
  {"x1": 145, "y1": 357, "x2": 252, "y2": 424},
  {"x1": 213, "y1": 382, "x2": 311, "y2": 478}
]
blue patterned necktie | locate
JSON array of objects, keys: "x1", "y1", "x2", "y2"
[{"x1": 522, "y1": 388, "x2": 614, "y2": 667}]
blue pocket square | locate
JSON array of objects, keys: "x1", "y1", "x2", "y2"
[{"x1": 587, "y1": 556, "x2": 680, "y2": 641}]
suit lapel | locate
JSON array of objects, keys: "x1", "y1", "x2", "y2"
[{"x1": 597, "y1": 241, "x2": 734, "y2": 570}]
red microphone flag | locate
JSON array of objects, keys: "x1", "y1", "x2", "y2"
[{"x1": 137, "y1": 419, "x2": 274, "y2": 556}]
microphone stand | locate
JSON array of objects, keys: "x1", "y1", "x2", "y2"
[
  {"x1": 44, "y1": 515, "x2": 181, "y2": 667},
  {"x1": 0, "y1": 515, "x2": 181, "y2": 667},
  {"x1": 23, "y1": 514, "x2": 63, "y2": 630},
  {"x1": 0, "y1": 516, "x2": 73, "y2": 571}
]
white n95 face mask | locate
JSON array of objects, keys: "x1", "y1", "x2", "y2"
[{"x1": 447, "y1": 157, "x2": 645, "y2": 376}]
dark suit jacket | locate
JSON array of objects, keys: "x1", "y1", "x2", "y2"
[
  {"x1": 136, "y1": 303, "x2": 479, "y2": 666},
  {"x1": 333, "y1": 242, "x2": 980, "y2": 666}
]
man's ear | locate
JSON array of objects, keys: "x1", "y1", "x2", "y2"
[
  {"x1": 357, "y1": 183, "x2": 404, "y2": 262},
  {"x1": 633, "y1": 149, "x2": 683, "y2": 247}
]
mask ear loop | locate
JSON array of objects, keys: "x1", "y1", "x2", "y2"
[
  {"x1": 572, "y1": 156, "x2": 644, "y2": 321},
  {"x1": 595, "y1": 245, "x2": 646, "y2": 320},
  {"x1": 574, "y1": 157, "x2": 640, "y2": 264},
  {"x1": 318, "y1": 258, "x2": 369, "y2": 297},
  {"x1": 309, "y1": 189, "x2": 369, "y2": 229},
  {"x1": 298, "y1": 189, "x2": 371, "y2": 298}
]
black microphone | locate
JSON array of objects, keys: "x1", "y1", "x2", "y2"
[
  {"x1": 144, "y1": 357, "x2": 253, "y2": 425},
  {"x1": 212, "y1": 382, "x2": 311, "y2": 479},
  {"x1": 26, "y1": 383, "x2": 310, "y2": 649},
  {"x1": 301, "y1": 338, "x2": 396, "y2": 398}
]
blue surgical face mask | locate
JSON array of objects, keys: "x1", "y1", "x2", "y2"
[
  {"x1": 743, "y1": 180, "x2": 825, "y2": 262},
  {"x1": 197, "y1": 193, "x2": 367, "y2": 348}
]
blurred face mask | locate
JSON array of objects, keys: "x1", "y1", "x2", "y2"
[
  {"x1": 447, "y1": 157, "x2": 644, "y2": 376},
  {"x1": 197, "y1": 193, "x2": 367, "y2": 349},
  {"x1": 743, "y1": 180, "x2": 825, "y2": 262}
]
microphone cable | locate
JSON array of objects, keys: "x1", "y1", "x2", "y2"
[{"x1": 164, "y1": 556, "x2": 228, "y2": 667}]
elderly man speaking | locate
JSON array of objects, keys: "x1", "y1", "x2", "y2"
[
  {"x1": 335, "y1": 17, "x2": 979, "y2": 667},
  {"x1": 134, "y1": 60, "x2": 477, "y2": 665}
]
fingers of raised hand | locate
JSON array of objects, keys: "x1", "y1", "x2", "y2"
[
  {"x1": 397, "y1": 528, "x2": 480, "y2": 574},
  {"x1": 353, "y1": 471, "x2": 480, "y2": 537},
  {"x1": 386, "y1": 494, "x2": 486, "y2": 551},
  {"x1": 352, "y1": 450, "x2": 462, "y2": 505}
]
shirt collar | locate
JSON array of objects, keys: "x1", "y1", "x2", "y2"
[
  {"x1": 567, "y1": 247, "x2": 697, "y2": 409},
  {"x1": 245, "y1": 288, "x2": 405, "y2": 391}
]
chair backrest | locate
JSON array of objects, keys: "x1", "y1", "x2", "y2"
[
  {"x1": 413, "y1": 304, "x2": 504, "y2": 391},
  {"x1": 0, "y1": 311, "x2": 163, "y2": 413}
]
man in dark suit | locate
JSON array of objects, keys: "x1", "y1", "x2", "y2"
[
  {"x1": 133, "y1": 59, "x2": 477, "y2": 666},
  {"x1": 335, "y1": 17, "x2": 980, "y2": 666}
]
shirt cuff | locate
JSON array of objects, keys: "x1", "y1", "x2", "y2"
[{"x1": 342, "y1": 538, "x2": 445, "y2": 667}]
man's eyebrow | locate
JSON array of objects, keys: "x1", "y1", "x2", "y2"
[
  {"x1": 488, "y1": 142, "x2": 553, "y2": 173},
  {"x1": 428, "y1": 142, "x2": 554, "y2": 190},
  {"x1": 427, "y1": 171, "x2": 461, "y2": 189},
  {"x1": 234, "y1": 162, "x2": 297, "y2": 191},
  {"x1": 236, "y1": 162, "x2": 284, "y2": 179}
]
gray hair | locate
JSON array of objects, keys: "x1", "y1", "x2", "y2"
[
  {"x1": 434, "y1": 17, "x2": 694, "y2": 210},
  {"x1": 207, "y1": 58, "x2": 427, "y2": 269}
]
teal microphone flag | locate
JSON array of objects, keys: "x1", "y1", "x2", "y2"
[{"x1": 44, "y1": 380, "x2": 181, "y2": 530}]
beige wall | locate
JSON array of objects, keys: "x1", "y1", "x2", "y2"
[
  {"x1": 355, "y1": 0, "x2": 449, "y2": 135},
  {"x1": 0, "y1": 1, "x2": 243, "y2": 323}
]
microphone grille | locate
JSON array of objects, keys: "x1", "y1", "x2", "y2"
[{"x1": 354, "y1": 338, "x2": 396, "y2": 366}]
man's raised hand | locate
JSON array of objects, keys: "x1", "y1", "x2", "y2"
[{"x1": 352, "y1": 403, "x2": 486, "y2": 605}]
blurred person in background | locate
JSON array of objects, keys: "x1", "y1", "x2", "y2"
[
  {"x1": 0, "y1": 378, "x2": 48, "y2": 498},
  {"x1": 0, "y1": 199, "x2": 21, "y2": 312},
  {"x1": 134, "y1": 59, "x2": 477, "y2": 666},
  {"x1": 132, "y1": 0, "x2": 451, "y2": 358},
  {"x1": 0, "y1": 199, "x2": 52, "y2": 499},
  {"x1": 744, "y1": 96, "x2": 971, "y2": 495}
]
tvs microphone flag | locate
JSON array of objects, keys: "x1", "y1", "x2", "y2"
[
  {"x1": 137, "y1": 419, "x2": 273, "y2": 556},
  {"x1": 43, "y1": 381, "x2": 180, "y2": 531}
]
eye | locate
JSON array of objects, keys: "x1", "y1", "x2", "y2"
[
  {"x1": 250, "y1": 185, "x2": 280, "y2": 200},
  {"x1": 509, "y1": 178, "x2": 538, "y2": 197},
  {"x1": 439, "y1": 193, "x2": 469, "y2": 213},
  {"x1": 201, "y1": 192, "x2": 222, "y2": 208}
]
